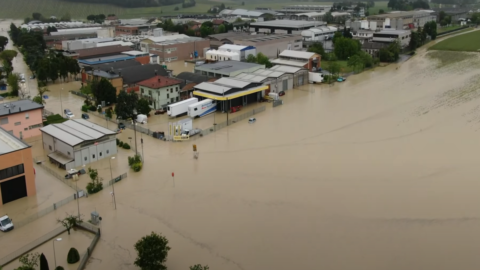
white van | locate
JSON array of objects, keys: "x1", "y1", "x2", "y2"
[
  {"x1": 0, "y1": 215, "x2": 14, "y2": 232},
  {"x1": 309, "y1": 72, "x2": 324, "y2": 83},
  {"x1": 136, "y1": 114, "x2": 147, "y2": 124}
]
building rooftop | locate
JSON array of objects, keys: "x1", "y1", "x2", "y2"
[
  {"x1": 369, "y1": 10, "x2": 434, "y2": 18},
  {"x1": 175, "y1": 72, "x2": 211, "y2": 83},
  {"x1": 208, "y1": 32, "x2": 252, "y2": 41},
  {"x1": 0, "y1": 126, "x2": 30, "y2": 155},
  {"x1": 79, "y1": 54, "x2": 136, "y2": 65},
  {"x1": 0, "y1": 99, "x2": 44, "y2": 117},
  {"x1": 362, "y1": 42, "x2": 388, "y2": 50},
  {"x1": 270, "y1": 64, "x2": 306, "y2": 73},
  {"x1": 195, "y1": 61, "x2": 264, "y2": 74},
  {"x1": 250, "y1": 20, "x2": 317, "y2": 28},
  {"x1": 86, "y1": 59, "x2": 141, "y2": 72},
  {"x1": 122, "y1": 50, "x2": 149, "y2": 56},
  {"x1": 120, "y1": 64, "x2": 168, "y2": 84},
  {"x1": 137, "y1": 75, "x2": 182, "y2": 89},
  {"x1": 376, "y1": 29, "x2": 411, "y2": 35},
  {"x1": 235, "y1": 73, "x2": 269, "y2": 82},
  {"x1": 75, "y1": 45, "x2": 132, "y2": 59},
  {"x1": 218, "y1": 44, "x2": 255, "y2": 51},
  {"x1": 40, "y1": 119, "x2": 116, "y2": 147},
  {"x1": 279, "y1": 50, "x2": 317, "y2": 59}
]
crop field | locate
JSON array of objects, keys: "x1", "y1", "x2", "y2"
[
  {"x1": 429, "y1": 30, "x2": 480, "y2": 52},
  {"x1": 367, "y1": 1, "x2": 389, "y2": 15}
]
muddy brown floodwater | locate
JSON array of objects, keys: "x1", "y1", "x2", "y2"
[{"x1": 2, "y1": 19, "x2": 480, "y2": 270}]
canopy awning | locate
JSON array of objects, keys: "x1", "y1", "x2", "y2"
[{"x1": 48, "y1": 151, "x2": 74, "y2": 165}]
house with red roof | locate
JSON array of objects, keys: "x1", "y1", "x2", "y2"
[{"x1": 137, "y1": 76, "x2": 182, "y2": 109}]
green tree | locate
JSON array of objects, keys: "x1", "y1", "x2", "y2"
[
  {"x1": 91, "y1": 78, "x2": 117, "y2": 105},
  {"x1": 334, "y1": 37, "x2": 361, "y2": 60},
  {"x1": 324, "y1": 12, "x2": 334, "y2": 23},
  {"x1": 246, "y1": 54, "x2": 257, "y2": 63},
  {"x1": 307, "y1": 42, "x2": 326, "y2": 59},
  {"x1": 256, "y1": 52, "x2": 272, "y2": 68},
  {"x1": 67, "y1": 248, "x2": 80, "y2": 264},
  {"x1": 325, "y1": 61, "x2": 341, "y2": 76},
  {"x1": 137, "y1": 98, "x2": 152, "y2": 115},
  {"x1": 60, "y1": 12, "x2": 71, "y2": 21},
  {"x1": 0, "y1": 36, "x2": 7, "y2": 51},
  {"x1": 190, "y1": 265, "x2": 209, "y2": 270},
  {"x1": 33, "y1": 87, "x2": 50, "y2": 105},
  {"x1": 347, "y1": 54, "x2": 363, "y2": 72},
  {"x1": 379, "y1": 9, "x2": 385, "y2": 14},
  {"x1": 16, "y1": 253, "x2": 40, "y2": 270},
  {"x1": 471, "y1": 13, "x2": 480, "y2": 24},
  {"x1": 7, "y1": 74, "x2": 19, "y2": 96},
  {"x1": 57, "y1": 214, "x2": 83, "y2": 235},
  {"x1": 39, "y1": 253, "x2": 49, "y2": 270},
  {"x1": 115, "y1": 90, "x2": 139, "y2": 120},
  {"x1": 218, "y1": 24, "x2": 226, "y2": 33},
  {"x1": 134, "y1": 232, "x2": 171, "y2": 270},
  {"x1": 409, "y1": 31, "x2": 420, "y2": 50},
  {"x1": 332, "y1": 32, "x2": 343, "y2": 44},
  {"x1": 86, "y1": 167, "x2": 103, "y2": 194}
]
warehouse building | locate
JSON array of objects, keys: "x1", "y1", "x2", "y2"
[
  {"x1": 372, "y1": 29, "x2": 411, "y2": 48},
  {"x1": 278, "y1": 5, "x2": 332, "y2": 15},
  {"x1": 250, "y1": 20, "x2": 324, "y2": 34},
  {"x1": 289, "y1": 12, "x2": 326, "y2": 21},
  {"x1": 194, "y1": 61, "x2": 265, "y2": 78},
  {"x1": 0, "y1": 126, "x2": 35, "y2": 206},
  {"x1": 368, "y1": 10, "x2": 436, "y2": 29},
  {"x1": 269, "y1": 65, "x2": 309, "y2": 87},
  {"x1": 40, "y1": 119, "x2": 117, "y2": 171},
  {"x1": 140, "y1": 34, "x2": 210, "y2": 62},
  {"x1": 236, "y1": 68, "x2": 294, "y2": 93},
  {"x1": 301, "y1": 26, "x2": 338, "y2": 42},
  {"x1": 193, "y1": 77, "x2": 268, "y2": 112}
]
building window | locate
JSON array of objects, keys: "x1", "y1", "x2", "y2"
[
  {"x1": 107, "y1": 150, "x2": 110, "y2": 154},
  {"x1": 68, "y1": 151, "x2": 71, "y2": 156},
  {"x1": 99, "y1": 152, "x2": 102, "y2": 157},
  {"x1": 176, "y1": 97, "x2": 179, "y2": 101},
  {"x1": 0, "y1": 164, "x2": 25, "y2": 180},
  {"x1": 92, "y1": 154, "x2": 96, "y2": 159},
  {"x1": 141, "y1": 88, "x2": 144, "y2": 93},
  {"x1": 24, "y1": 128, "x2": 28, "y2": 131},
  {"x1": 14, "y1": 122, "x2": 21, "y2": 126},
  {"x1": 29, "y1": 123, "x2": 43, "y2": 129},
  {"x1": 0, "y1": 117, "x2": 8, "y2": 125},
  {"x1": 85, "y1": 157, "x2": 87, "y2": 161},
  {"x1": 170, "y1": 89, "x2": 173, "y2": 93},
  {"x1": 167, "y1": 94, "x2": 169, "y2": 98},
  {"x1": 171, "y1": 98, "x2": 174, "y2": 103},
  {"x1": 176, "y1": 87, "x2": 178, "y2": 92},
  {"x1": 149, "y1": 90, "x2": 152, "y2": 95},
  {"x1": 25, "y1": 113, "x2": 29, "y2": 119},
  {"x1": 49, "y1": 145, "x2": 52, "y2": 150}
]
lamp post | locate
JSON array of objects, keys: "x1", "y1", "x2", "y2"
[
  {"x1": 53, "y1": 238, "x2": 62, "y2": 268},
  {"x1": 109, "y1": 157, "x2": 116, "y2": 210},
  {"x1": 60, "y1": 87, "x2": 64, "y2": 117},
  {"x1": 133, "y1": 122, "x2": 138, "y2": 156}
]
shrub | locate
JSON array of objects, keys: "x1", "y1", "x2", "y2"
[
  {"x1": 128, "y1": 155, "x2": 142, "y2": 166},
  {"x1": 97, "y1": 106, "x2": 102, "y2": 113},
  {"x1": 119, "y1": 141, "x2": 124, "y2": 147},
  {"x1": 38, "y1": 81, "x2": 47, "y2": 87},
  {"x1": 132, "y1": 162, "x2": 142, "y2": 172},
  {"x1": 81, "y1": 105, "x2": 88, "y2": 112},
  {"x1": 116, "y1": 138, "x2": 120, "y2": 145},
  {"x1": 86, "y1": 167, "x2": 103, "y2": 194},
  {"x1": 40, "y1": 253, "x2": 49, "y2": 270},
  {"x1": 84, "y1": 99, "x2": 91, "y2": 106},
  {"x1": 55, "y1": 267, "x2": 65, "y2": 270},
  {"x1": 122, "y1": 143, "x2": 131, "y2": 149},
  {"x1": 67, "y1": 248, "x2": 80, "y2": 264},
  {"x1": 88, "y1": 105, "x2": 96, "y2": 111}
]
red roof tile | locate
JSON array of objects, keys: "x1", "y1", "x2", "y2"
[{"x1": 137, "y1": 75, "x2": 182, "y2": 89}]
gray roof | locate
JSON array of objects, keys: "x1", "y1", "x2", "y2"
[
  {"x1": 194, "y1": 61, "x2": 264, "y2": 75},
  {"x1": 175, "y1": 72, "x2": 211, "y2": 83},
  {"x1": 120, "y1": 64, "x2": 168, "y2": 85},
  {"x1": 0, "y1": 126, "x2": 29, "y2": 155},
  {"x1": 86, "y1": 59, "x2": 141, "y2": 72},
  {"x1": 0, "y1": 99, "x2": 44, "y2": 117},
  {"x1": 250, "y1": 20, "x2": 317, "y2": 28},
  {"x1": 40, "y1": 119, "x2": 115, "y2": 147}
]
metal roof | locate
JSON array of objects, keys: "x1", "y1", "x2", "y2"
[
  {"x1": 231, "y1": 9, "x2": 266, "y2": 17},
  {"x1": 0, "y1": 127, "x2": 29, "y2": 155},
  {"x1": 279, "y1": 50, "x2": 316, "y2": 59},
  {"x1": 218, "y1": 44, "x2": 254, "y2": 51},
  {"x1": 194, "y1": 61, "x2": 264, "y2": 75},
  {"x1": 270, "y1": 64, "x2": 306, "y2": 73},
  {"x1": 235, "y1": 73, "x2": 268, "y2": 82},
  {"x1": 250, "y1": 20, "x2": 317, "y2": 28},
  {"x1": 214, "y1": 77, "x2": 251, "y2": 88},
  {"x1": 253, "y1": 69, "x2": 286, "y2": 78},
  {"x1": 194, "y1": 82, "x2": 231, "y2": 95},
  {"x1": 40, "y1": 119, "x2": 115, "y2": 147}
]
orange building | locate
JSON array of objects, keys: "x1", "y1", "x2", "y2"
[{"x1": 0, "y1": 127, "x2": 35, "y2": 206}]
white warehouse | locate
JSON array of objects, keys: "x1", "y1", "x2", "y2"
[
  {"x1": 40, "y1": 119, "x2": 117, "y2": 170},
  {"x1": 301, "y1": 26, "x2": 338, "y2": 42}
]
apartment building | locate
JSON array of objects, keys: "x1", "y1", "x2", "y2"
[{"x1": 0, "y1": 100, "x2": 44, "y2": 139}]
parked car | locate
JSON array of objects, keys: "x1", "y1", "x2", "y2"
[
  {"x1": 154, "y1": 109, "x2": 166, "y2": 115},
  {"x1": 0, "y1": 215, "x2": 14, "y2": 232},
  {"x1": 30, "y1": 75, "x2": 36, "y2": 79},
  {"x1": 64, "y1": 109, "x2": 74, "y2": 118},
  {"x1": 337, "y1": 77, "x2": 346, "y2": 82},
  {"x1": 279, "y1": 91, "x2": 285, "y2": 96},
  {"x1": 118, "y1": 122, "x2": 126, "y2": 130},
  {"x1": 64, "y1": 168, "x2": 86, "y2": 179},
  {"x1": 248, "y1": 118, "x2": 256, "y2": 124},
  {"x1": 81, "y1": 113, "x2": 89, "y2": 119}
]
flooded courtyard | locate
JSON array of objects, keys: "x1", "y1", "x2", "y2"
[{"x1": 2, "y1": 19, "x2": 480, "y2": 270}]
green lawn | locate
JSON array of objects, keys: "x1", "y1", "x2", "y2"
[
  {"x1": 322, "y1": 60, "x2": 354, "y2": 74},
  {"x1": 429, "y1": 30, "x2": 480, "y2": 52},
  {"x1": 366, "y1": 1, "x2": 390, "y2": 15}
]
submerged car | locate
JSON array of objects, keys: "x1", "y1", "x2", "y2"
[
  {"x1": 81, "y1": 113, "x2": 89, "y2": 119},
  {"x1": 118, "y1": 122, "x2": 126, "y2": 130},
  {"x1": 0, "y1": 215, "x2": 13, "y2": 232},
  {"x1": 64, "y1": 109, "x2": 74, "y2": 118},
  {"x1": 248, "y1": 118, "x2": 256, "y2": 124}
]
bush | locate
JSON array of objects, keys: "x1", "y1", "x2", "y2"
[
  {"x1": 38, "y1": 81, "x2": 47, "y2": 87},
  {"x1": 88, "y1": 105, "x2": 96, "y2": 111},
  {"x1": 55, "y1": 267, "x2": 65, "y2": 270},
  {"x1": 128, "y1": 155, "x2": 142, "y2": 166},
  {"x1": 86, "y1": 181, "x2": 103, "y2": 194},
  {"x1": 116, "y1": 138, "x2": 120, "y2": 145},
  {"x1": 97, "y1": 106, "x2": 102, "y2": 113},
  {"x1": 43, "y1": 114, "x2": 67, "y2": 126},
  {"x1": 132, "y1": 162, "x2": 142, "y2": 172},
  {"x1": 67, "y1": 248, "x2": 80, "y2": 264},
  {"x1": 122, "y1": 143, "x2": 131, "y2": 149},
  {"x1": 81, "y1": 105, "x2": 88, "y2": 112},
  {"x1": 84, "y1": 99, "x2": 91, "y2": 106},
  {"x1": 119, "y1": 141, "x2": 124, "y2": 147}
]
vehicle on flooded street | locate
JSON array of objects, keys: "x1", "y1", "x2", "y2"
[
  {"x1": 0, "y1": 215, "x2": 14, "y2": 232},
  {"x1": 81, "y1": 113, "x2": 89, "y2": 119},
  {"x1": 248, "y1": 117, "x2": 256, "y2": 123}
]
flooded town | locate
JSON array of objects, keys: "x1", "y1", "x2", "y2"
[{"x1": 2, "y1": 3, "x2": 480, "y2": 270}]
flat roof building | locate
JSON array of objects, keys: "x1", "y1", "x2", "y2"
[
  {"x1": 194, "y1": 61, "x2": 265, "y2": 78},
  {"x1": 272, "y1": 50, "x2": 321, "y2": 72},
  {"x1": 368, "y1": 10, "x2": 436, "y2": 29},
  {"x1": 250, "y1": 20, "x2": 325, "y2": 34},
  {"x1": 0, "y1": 126, "x2": 35, "y2": 206},
  {"x1": 278, "y1": 5, "x2": 332, "y2": 15},
  {"x1": 372, "y1": 29, "x2": 411, "y2": 47},
  {"x1": 140, "y1": 34, "x2": 210, "y2": 62},
  {"x1": 40, "y1": 119, "x2": 117, "y2": 170}
]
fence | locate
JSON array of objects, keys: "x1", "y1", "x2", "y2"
[
  {"x1": 199, "y1": 106, "x2": 266, "y2": 137},
  {"x1": 104, "y1": 172, "x2": 128, "y2": 188},
  {"x1": 0, "y1": 226, "x2": 67, "y2": 267},
  {"x1": 437, "y1": 26, "x2": 470, "y2": 37},
  {"x1": 77, "y1": 223, "x2": 101, "y2": 270},
  {"x1": 34, "y1": 158, "x2": 79, "y2": 192}
]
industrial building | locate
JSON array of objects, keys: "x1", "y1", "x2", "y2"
[
  {"x1": 250, "y1": 20, "x2": 325, "y2": 34},
  {"x1": 301, "y1": 26, "x2": 338, "y2": 42},
  {"x1": 0, "y1": 100, "x2": 44, "y2": 139},
  {"x1": 62, "y1": 37, "x2": 133, "y2": 51},
  {"x1": 217, "y1": 44, "x2": 256, "y2": 61},
  {"x1": 40, "y1": 119, "x2": 117, "y2": 171},
  {"x1": 368, "y1": 10, "x2": 436, "y2": 29},
  {"x1": 235, "y1": 68, "x2": 297, "y2": 93},
  {"x1": 372, "y1": 30, "x2": 411, "y2": 48},
  {"x1": 269, "y1": 65, "x2": 309, "y2": 88},
  {"x1": 218, "y1": 9, "x2": 280, "y2": 18},
  {"x1": 72, "y1": 45, "x2": 132, "y2": 60},
  {"x1": 272, "y1": 50, "x2": 321, "y2": 71},
  {"x1": 140, "y1": 34, "x2": 210, "y2": 62},
  {"x1": 194, "y1": 61, "x2": 265, "y2": 78},
  {"x1": 193, "y1": 77, "x2": 268, "y2": 112},
  {"x1": 0, "y1": 126, "x2": 35, "y2": 206},
  {"x1": 115, "y1": 24, "x2": 152, "y2": 36},
  {"x1": 288, "y1": 12, "x2": 326, "y2": 21},
  {"x1": 362, "y1": 42, "x2": 388, "y2": 57},
  {"x1": 277, "y1": 5, "x2": 332, "y2": 15},
  {"x1": 175, "y1": 72, "x2": 215, "y2": 100}
]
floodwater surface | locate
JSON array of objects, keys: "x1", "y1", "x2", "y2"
[{"x1": 2, "y1": 20, "x2": 480, "y2": 270}]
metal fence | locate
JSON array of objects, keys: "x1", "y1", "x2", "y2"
[
  {"x1": 34, "y1": 158, "x2": 79, "y2": 192},
  {"x1": 199, "y1": 106, "x2": 266, "y2": 137},
  {"x1": 0, "y1": 226, "x2": 67, "y2": 267},
  {"x1": 103, "y1": 172, "x2": 128, "y2": 188},
  {"x1": 77, "y1": 223, "x2": 101, "y2": 270}
]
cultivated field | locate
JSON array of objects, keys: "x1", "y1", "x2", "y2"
[
  {"x1": 0, "y1": 0, "x2": 389, "y2": 19},
  {"x1": 429, "y1": 30, "x2": 480, "y2": 52}
]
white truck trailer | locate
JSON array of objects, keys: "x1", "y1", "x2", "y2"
[
  {"x1": 188, "y1": 99, "x2": 217, "y2": 118},
  {"x1": 167, "y1": 98, "x2": 199, "y2": 117}
]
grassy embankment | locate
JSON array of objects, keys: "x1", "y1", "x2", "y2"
[{"x1": 429, "y1": 30, "x2": 480, "y2": 52}]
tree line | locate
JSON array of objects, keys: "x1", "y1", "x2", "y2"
[
  {"x1": 36, "y1": 51, "x2": 81, "y2": 84},
  {"x1": 63, "y1": 0, "x2": 182, "y2": 7},
  {"x1": 409, "y1": 21, "x2": 437, "y2": 51},
  {"x1": 157, "y1": 19, "x2": 233, "y2": 38},
  {"x1": 24, "y1": 12, "x2": 71, "y2": 24},
  {"x1": 387, "y1": 0, "x2": 429, "y2": 11},
  {"x1": 9, "y1": 23, "x2": 46, "y2": 72}
]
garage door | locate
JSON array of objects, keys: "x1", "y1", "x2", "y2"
[{"x1": 1, "y1": 176, "x2": 27, "y2": 204}]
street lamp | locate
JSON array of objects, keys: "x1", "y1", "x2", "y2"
[
  {"x1": 60, "y1": 87, "x2": 64, "y2": 117},
  {"x1": 109, "y1": 157, "x2": 116, "y2": 210},
  {"x1": 53, "y1": 238, "x2": 62, "y2": 268}
]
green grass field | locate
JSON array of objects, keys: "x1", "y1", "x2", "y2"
[
  {"x1": 429, "y1": 30, "x2": 480, "y2": 52},
  {"x1": 322, "y1": 60, "x2": 354, "y2": 73},
  {"x1": 0, "y1": 0, "x2": 388, "y2": 20},
  {"x1": 366, "y1": 2, "x2": 390, "y2": 15}
]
